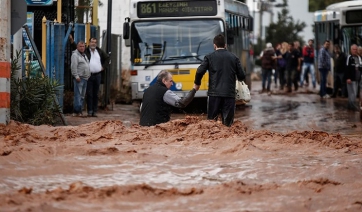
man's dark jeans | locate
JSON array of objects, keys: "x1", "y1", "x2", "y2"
[
  {"x1": 207, "y1": 96, "x2": 236, "y2": 127},
  {"x1": 86, "y1": 72, "x2": 102, "y2": 115},
  {"x1": 319, "y1": 68, "x2": 329, "y2": 97}
]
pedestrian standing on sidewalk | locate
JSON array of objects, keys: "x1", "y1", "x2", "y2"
[
  {"x1": 71, "y1": 41, "x2": 90, "y2": 116},
  {"x1": 294, "y1": 41, "x2": 305, "y2": 87},
  {"x1": 358, "y1": 46, "x2": 362, "y2": 109},
  {"x1": 317, "y1": 40, "x2": 332, "y2": 98},
  {"x1": 345, "y1": 44, "x2": 361, "y2": 111},
  {"x1": 300, "y1": 39, "x2": 316, "y2": 89},
  {"x1": 275, "y1": 42, "x2": 288, "y2": 90},
  {"x1": 260, "y1": 42, "x2": 276, "y2": 94},
  {"x1": 285, "y1": 42, "x2": 301, "y2": 92},
  {"x1": 331, "y1": 44, "x2": 347, "y2": 98},
  {"x1": 85, "y1": 37, "x2": 110, "y2": 117}
]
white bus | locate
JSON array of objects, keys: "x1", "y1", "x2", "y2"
[
  {"x1": 123, "y1": 0, "x2": 253, "y2": 106},
  {"x1": 314, "y1": 1, "x2": 362, "y2": 91}
]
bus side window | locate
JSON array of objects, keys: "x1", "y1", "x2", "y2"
[{"x1": 227, "y1": 29, "x2": 234, "y2": 45}]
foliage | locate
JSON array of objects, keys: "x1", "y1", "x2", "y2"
[
  {"x1": 308, "y1": 0, "x2": 352, "y2": 12},
  {"x1": 264, "y1": 0, "x2": 306, "y2": 50},
  {"x1": 10, "y1": 50, "x2": 63, "y2": 126}
]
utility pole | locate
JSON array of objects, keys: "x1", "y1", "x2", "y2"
[
  {"x1": 104, "y1": 0, "x2": 112, "y2": 108},
  {"x1": 259, "y1": 2, "x2": 263, "y2": 41},
  {"x1": 257, "y1": 0, "x2": 274, "y2": 49},
  {"x1": 257, "y1": 0, "x2": 264, "y2": 51},
  {"x1": 0, "y1": 0, "x2": 11, "y2": 125}
]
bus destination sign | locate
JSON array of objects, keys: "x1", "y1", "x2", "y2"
[
  {"x1": 346, "y1": 10, "x2": 362, "y2": 24},
  {"x1": 137, "y1": 1, "x2": 217, "y2": 18}
]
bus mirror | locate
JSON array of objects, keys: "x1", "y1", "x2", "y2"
[
  {"x1": 123, "y1": 22, "x2": 129, "y2": 39},
  {"x1": 123, "y1": 18, "x2": 130, "y2": 39}
]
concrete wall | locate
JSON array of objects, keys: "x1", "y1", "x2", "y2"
[
  {"x1": 98, "y1": 1, "x2": 132, "y2": 103},
  {"x1": 98, "y1": 1, "x2": 130, "y2": 69}
]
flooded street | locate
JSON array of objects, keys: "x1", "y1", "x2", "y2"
[
  {"x1": 64, "y1": 81, "x2": 362, "y2": 136},
  {"x1": 234, "y1": 90, "x2": 362, "y2": 136},
  {"x1": 1, "y1": 81, "x2": 362, "y2": 211},
  {"x1": 236, "y1": 80, "x2": 361, "y2": 135}
]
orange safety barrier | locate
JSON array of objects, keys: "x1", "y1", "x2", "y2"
[
  {"x1": 0, "y1": 92, "x2": 10, "y2": 108},
  {"x1": 0, "y1": 62, "x2": 11, "y2": 78},
  {"x1": 0, "y1": 61, "x2": 10, "y2": 108}
]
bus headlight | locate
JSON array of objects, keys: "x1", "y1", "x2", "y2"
[
  {"x1": 140, "y1": 83, "x2": 149, "y2": 89},
  {"x1": 175, "y1": 82, "x2": 182, "y2": 90}
]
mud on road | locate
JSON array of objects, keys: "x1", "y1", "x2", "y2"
[
  {"x1": 1, "y1": 83, "x2": 362, "y2": 211},
  {"x1": 66, "y1": 81, "x2": 362, "y2": 136}
]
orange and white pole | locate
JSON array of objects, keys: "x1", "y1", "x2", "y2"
[{"x1": 0, "y1": 0, "x2": 11, "y2": 125}]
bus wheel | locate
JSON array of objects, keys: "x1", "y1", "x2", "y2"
[{"x1": 132, "y1": 101, "x2": 142, "y2": 113}]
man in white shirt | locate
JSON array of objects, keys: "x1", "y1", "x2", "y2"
[{"x1": 85, "y1": 38, "x2": 110, "y2": 117}]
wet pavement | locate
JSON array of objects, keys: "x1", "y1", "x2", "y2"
[
  {"x1": 235, "y1": 82, "x2": 362, "y2": 136},
  {"x1": 65, "y1": 80, "x2": 362, "y2": 137}
]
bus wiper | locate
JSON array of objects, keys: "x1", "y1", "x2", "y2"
[
  {"x1": 145, "y1": 55, "x2": 203, "y2": 69},
  {"x1": 144, "y1": 57, "x2": 179, "y2": 69},
  {"x1": 169, "y1": 55, "x2": 203, "y2": 61},
  {"x1": 196, "y1": 38, "x2": 211, "y2": 55},
  {"x1": 144, "y1": 41, "x2": 167, "y2": 69}
]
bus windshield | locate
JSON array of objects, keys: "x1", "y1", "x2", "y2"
[
  {"x1": 341, "y1": 26, "x2": 362, "y2": 55},
  {"x1": 131, "y1": 19, "x2": 224, "y2": 66}
]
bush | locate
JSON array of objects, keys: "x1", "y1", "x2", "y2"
[{"x1": 10, "y1": 50, "x2": 63, "y2": 126}]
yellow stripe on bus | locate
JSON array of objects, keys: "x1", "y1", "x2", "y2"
[{"x1": 167, "y1": 68, "x2": 209, "y2": 90}]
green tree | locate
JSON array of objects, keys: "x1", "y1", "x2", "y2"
[
  {"x1": 265, "y1": 0, "x2": 306, "y2": 47},
  {"x1": 308, "y1": 0, "x2": 352, "y2": 12}
]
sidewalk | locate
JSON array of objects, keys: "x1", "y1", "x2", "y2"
[
  {"x1": 63, "y1": 103, "x2": 140, "y2": 126},
  {"x1": 250, "y1": 79, "x2": 320, "y2": 95}
]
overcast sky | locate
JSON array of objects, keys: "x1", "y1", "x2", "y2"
[{"x1": 247, "y1": 0, "x2": 314, "y2": 43}]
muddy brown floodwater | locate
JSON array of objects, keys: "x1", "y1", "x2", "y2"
[{"x1": 1, "y1": 82, "x2": 362, "y2": 211}]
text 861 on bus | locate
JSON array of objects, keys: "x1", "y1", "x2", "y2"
[{"x1": 123, "y1": 0, "x2": 253, "y2": 107}]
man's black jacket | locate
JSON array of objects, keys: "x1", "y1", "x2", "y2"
[{"x1": 195, "y1": 49, "x2": 245, "y2": 98}]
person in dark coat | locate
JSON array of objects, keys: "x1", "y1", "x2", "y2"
[
  {"x1": 331, "y1": 44, "x2": 347, "y2": 98},
  {"x1": 285, "y1": 42, "x2": 301, "y2": 92},
  {"x1": 194, "y1": 34, "x2": 246, "y2": 127},
  {"x1": 345, "y1": 44, "x2": 361, "y2": 111},
  {"x1": 260, "y1": 42, "x2": 276, "y2": 93},
  {"x1": 275, "y1": 42, "x2": 288, "y2": 90},
  {"x1": 140, "y1": 70, "x2": 197, "y2": 126},
  {"x1": 84, "y1": 37, "x2": 110, "y2": 117}
]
